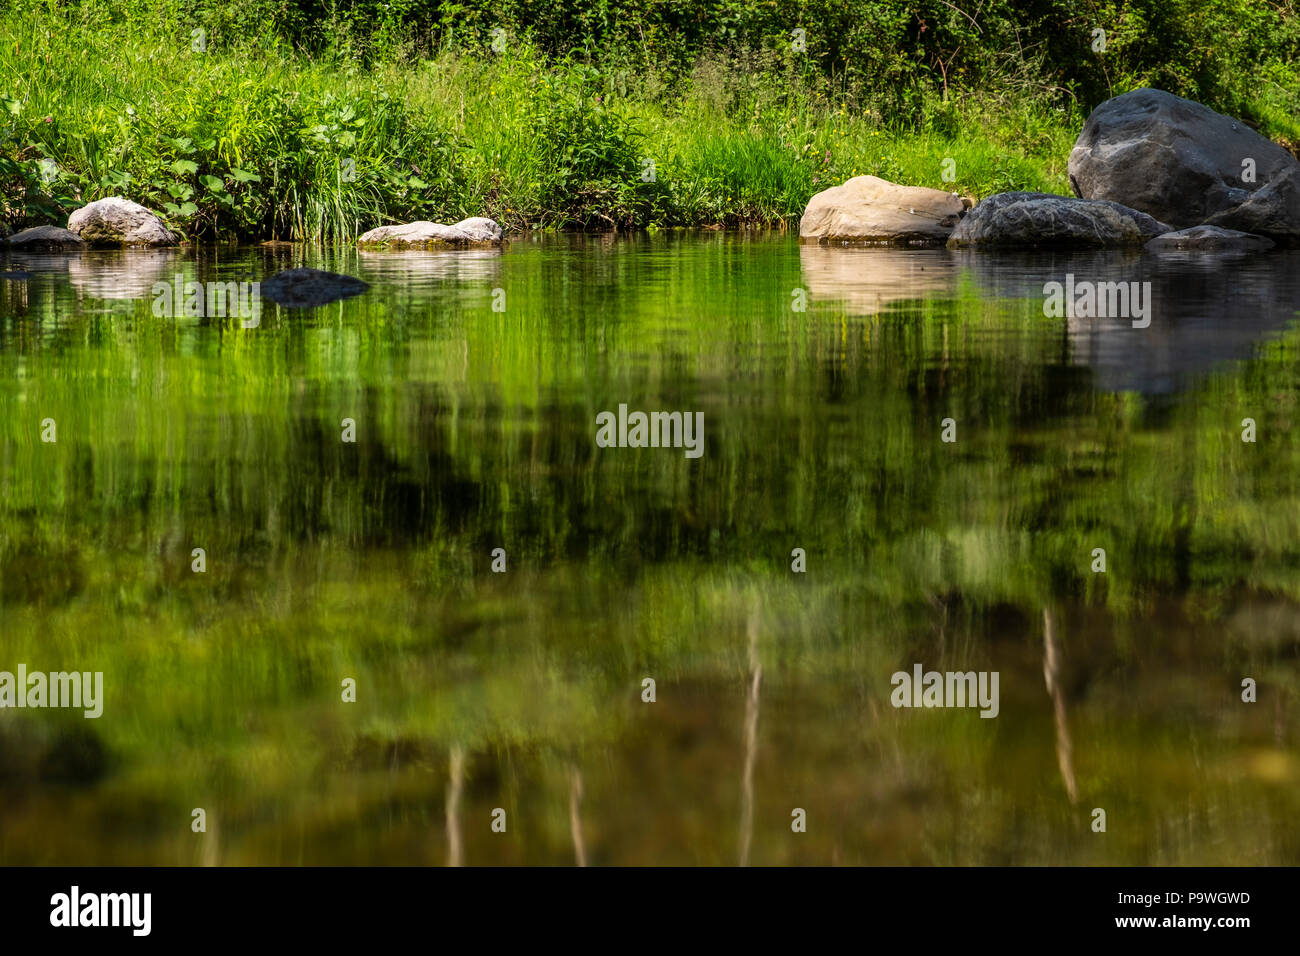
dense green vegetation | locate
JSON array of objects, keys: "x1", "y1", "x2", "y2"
[{"x1": 2, "y1": 0, "x2": 1298, "y2": 239}]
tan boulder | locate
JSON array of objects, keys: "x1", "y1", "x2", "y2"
[{"x1": 799, "y1": 175, "x2": 971, "y2": 244}]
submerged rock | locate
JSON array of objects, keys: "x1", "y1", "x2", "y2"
[
  {"x1": 1068, "y1": 88, "x2": 1300, "y2": 230},
  {"x1": 358, "y1": 217, "x2": 503, "y2": 246},
  {"x1": 260, "y1": 267, "x2": 369, "y2": 308},
  {"x1": 5, "y1": 225, "x2": 85, "y2": 250},
  {"x1": 799, "y1": 175, "x2": 970, "y2": 244},
  {"x1": 40, "y1": 725, "x2": 111, "y2": 787},
  {"x1": 0, "y1": 721, "x2": 110, "y2": 788},
  {"x1": 67, "y1": 196, "x2": 179, "y2": 246},
  {"x1": 947, "y1": 192, "x2": 1170, "y2": 248},
  {"x1": 1146, "y1": 225, "x2": 1275, "y2": 252}
]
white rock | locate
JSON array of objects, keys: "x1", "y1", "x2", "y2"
[
  {"x1": 358, "y1": 217, "x2": 503, "y2": 246},
  {"x1": 68, "y1": 197, "x2": 178, "y2": 246}
]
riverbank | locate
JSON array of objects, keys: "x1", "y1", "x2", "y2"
[
  {"x1": 0, "y1": 9, "x2": 1095, "y2": 241},
  {"x1": 5, "y1": 3, "x2": 1300, "y2": 243}
]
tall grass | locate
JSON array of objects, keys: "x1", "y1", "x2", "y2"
[{"x1": 0, "y1": 7, "x2": 1081, "y2": 240}]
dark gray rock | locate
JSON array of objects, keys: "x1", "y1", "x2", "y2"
[
  {"x1": 1204, "y1": 166, "x2": 1300, "y2": 241},
  {"x1": 1068, "y1": 88, "x2": 1300, "y2": 229},
  {"x1": 1146, "y1": 225, "x2": 1275, "y2": 252},
  {"x1": 260, "y1": 268, "x2": 368, "y2": 308},
  {"x1": 6, "y1": 225, "x2": 84, "y2": 250},
  {"x1": 946, "y1": 192, "x2": 1170, "y2": 248}
]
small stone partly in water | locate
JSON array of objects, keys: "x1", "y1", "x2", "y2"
[
  {"x1": 1145, "y1": 225, "x2": 1275, "y2": 252},
  {"x1": 5, "y1": 225, "x2": 85, "y2": 251},
  {"x1": 260, "y1": 268, "x2": 369, "y2": 308}
]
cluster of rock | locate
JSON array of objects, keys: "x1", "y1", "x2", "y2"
[
  {"x1": 4, "y1": 197, "x2": 179, "y2": 250},
  {"x1": 0, "y1": 181, "x2": 501, "y2": 307},
  {"x1": 0, "y1": 205, "x2": 505, "y2": 308},
  {"x1": 3, "y1": 198, "x2": 505, "y2": 252},
  {"x1": 801, "y1": 88, "x2": 1299, "y2": 253}
]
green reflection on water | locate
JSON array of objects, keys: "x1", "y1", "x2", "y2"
[{"x1": 0, "y1": 235, "x2": 1298, "y2": 864}]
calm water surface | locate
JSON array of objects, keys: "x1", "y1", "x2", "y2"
[{"x1": 1, "y1": 234, "x2": 1298, "y2": 864}]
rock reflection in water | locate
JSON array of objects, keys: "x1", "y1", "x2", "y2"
[
  {"x1": 9, "y1": 248, "x2": 181, "y2": 300},
  {"x1": 799, "y1": 244, "x2": 958, "y2": 314},
  {"x1": 356, "y1": 248, "x2": 503, "y2": 286},
  {"x1": 803, "y1": 245, "x2": 1300, "y2": 394}
]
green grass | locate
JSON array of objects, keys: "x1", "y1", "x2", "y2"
[{"x1": 0, "y1": 8, "x2": 1080, "y2": 240}]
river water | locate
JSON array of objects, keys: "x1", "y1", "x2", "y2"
[{"x1": 1, "y1": 234, "x2": 1297, "y2": 864}]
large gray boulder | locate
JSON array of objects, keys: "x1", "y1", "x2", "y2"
[
  {"x1": 68, "y1": 196, "x2": 179, "y2": 246},
  {"x1": 5, "y1": 225, "x2": 85, "y2": 250},
  {"x1": 947, "y1": 192, "x2": 1170, "y2": 248},
  {"x1": 1145, "y1": 225, "x2": 1275, "y2": 252},
  {"x1": 261, "y1": 268, "x2": 368, "y2": 308},
  {"x1": 358, "y1": 217, "x2": 503, "y2": 246},
  {"x1": 1204, "y1": 165, "x2": 1300, "y2": 240},
  {"x1": 799, "y1": 175, "x2": 970, "y2": 244},
  {"x1": 1068, "y1": 88, "x2": 1300, "y2": 230}
]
